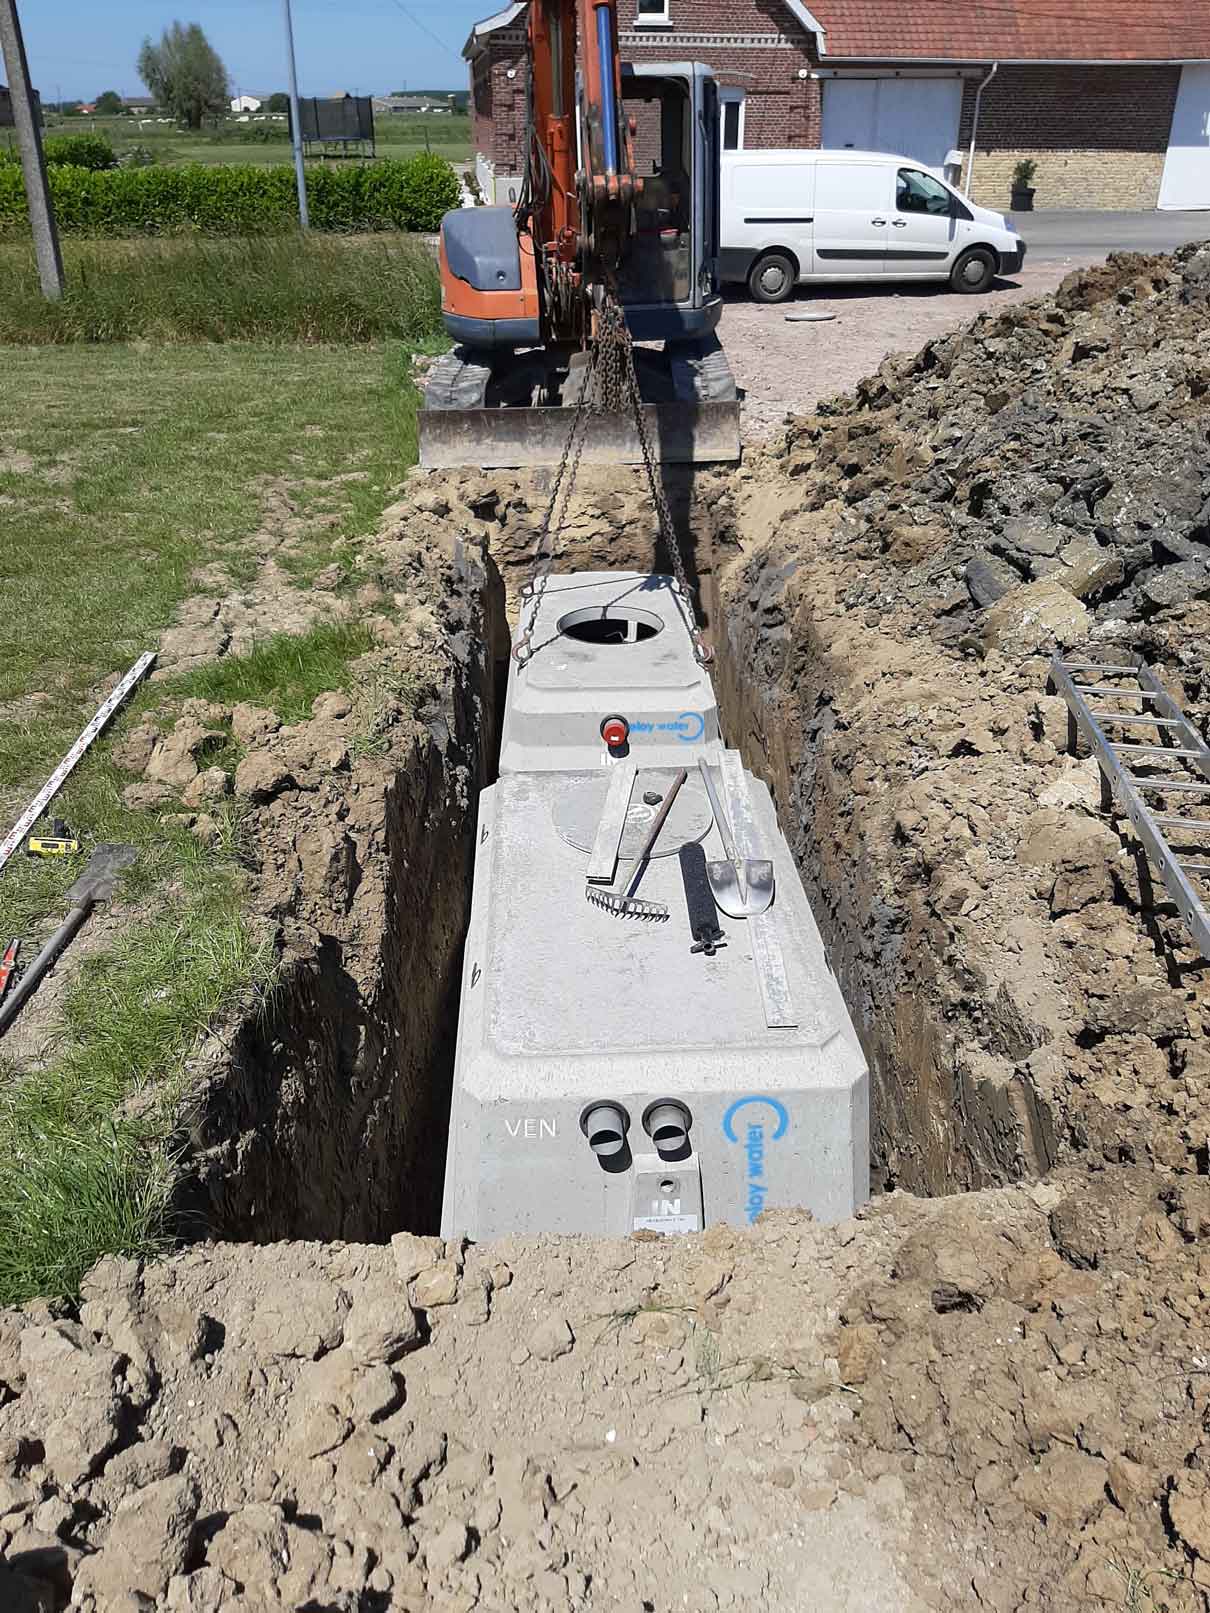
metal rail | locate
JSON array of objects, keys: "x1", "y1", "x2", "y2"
[{"x1": 1048, "y1": 655, "x2": 1210, "y2": 959}]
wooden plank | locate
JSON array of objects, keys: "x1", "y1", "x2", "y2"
[
  {"x1": 719, "y1": 750, "x2": 796, "y2": 1029},
  {"x1": 586, "y1": 762, "x2": 636, "y2": 884}
]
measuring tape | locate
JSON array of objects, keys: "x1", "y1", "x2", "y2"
[{"x1": 0, "y1": 652, "x2": 156, "y2": 876}]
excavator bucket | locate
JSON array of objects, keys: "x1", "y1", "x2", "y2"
[{"x1": 418, "y1": 399, "x2": 740, "y2": 471}]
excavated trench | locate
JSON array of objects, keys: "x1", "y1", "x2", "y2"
[{"x1": 177, "y1": 459, "x2": 1073, "y2": 1250}]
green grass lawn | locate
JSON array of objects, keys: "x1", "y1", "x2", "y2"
[
  {"x1": 0, "y1": 334, "x2": 428, "y2": 1303},
  {"x1": 8, "y1": 113, "x2": 470, "y2": 167},
  {"x1": 0, "y1": 234, "x2": 442, "y2": 344}
]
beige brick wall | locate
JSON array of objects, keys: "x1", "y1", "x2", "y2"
[{"x1": 962, "y1": 148, "x2": 1165, "y2": 212}]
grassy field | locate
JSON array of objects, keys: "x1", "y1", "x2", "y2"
[
  {"x1": 4, "y1": 113, "x2": 471, "y2": 167},
  {"x1": 0, "y1": 311, "x2": 433, "y2": 1302},
  {"x1": 0, "y1": 234, "x2": 442, "y2": 343}
]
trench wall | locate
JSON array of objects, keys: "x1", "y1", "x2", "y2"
[
  {"x1": 707, "y1": 507, "x2": 1057, "y2": 1195},
  {"x1": 175, "y1": 533, "x2": 508, "y2": 1243}
]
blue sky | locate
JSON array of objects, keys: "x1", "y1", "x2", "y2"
[{"x1": 19, "y1": 0, "x2": 482, "y2": 101}]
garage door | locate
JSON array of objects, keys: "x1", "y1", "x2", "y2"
[
  {"x1": 822, "y1": 77, "x2": 962, "y2": 173},
  {"x1": 1159, "y1": 65, "x2": 1210, "y2": 210}
]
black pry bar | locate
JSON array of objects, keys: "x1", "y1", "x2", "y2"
[{"x1": 679, "y1": 842, "x2": 726, "y2": 956}]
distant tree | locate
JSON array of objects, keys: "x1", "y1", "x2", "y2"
[
  {"x1": 266, "y1": 91, "x2": 289, "y2": 114},
  {"x1": 94, "y1": 89, "x2": 124, "y2": 115},
  {"x1": 136, "y1": 21, "x2": 229, "y2": 129},
  {"x1": 61, "y1": 102, "x2": 83, "y2": 118}
]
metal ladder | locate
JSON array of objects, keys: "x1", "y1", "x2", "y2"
[{"x1": 1048, "y1": 655, "x2": 1210, "y2": 958}]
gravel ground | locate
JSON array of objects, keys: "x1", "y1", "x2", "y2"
[{"x1": 719, "y1": 262, "x2": 1082, "y2": 439}]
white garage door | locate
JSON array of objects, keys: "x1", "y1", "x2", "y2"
[
  {"x1": 1159, "y1": 64, "x2": 1210, "y2": 210},
  {"x1": 822, "y1": 77, "x2": 963, "y2": 173}
]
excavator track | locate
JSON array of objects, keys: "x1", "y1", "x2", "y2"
[
  {"x1": 419, "y1": 336, "x2": 739, "y2": 470},
  {"x1": 424, "y1": 347, "x2": 493, "y2": 411},
  {"x1": 667, "y1": 334, "x2": 738, "y2": 405}
]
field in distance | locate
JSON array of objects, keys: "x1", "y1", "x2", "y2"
[{"x1": 8, "y1": 112, "x2": 471, "y2": 167}]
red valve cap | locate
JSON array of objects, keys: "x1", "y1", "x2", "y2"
[{"x1": 600, "y1": 715, "x2": 629, "y2": 749}]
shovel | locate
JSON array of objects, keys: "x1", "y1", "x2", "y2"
[
  {"x1": 0, "y1": 843, "x2": 137, "y2": 1038},
  {"x1": 697, "y1": 759, "x2": 774, "y2": 918}
]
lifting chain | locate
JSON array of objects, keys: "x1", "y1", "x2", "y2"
[{"x1": 515, "y1": 293, "x2": 712, "y2": 669}]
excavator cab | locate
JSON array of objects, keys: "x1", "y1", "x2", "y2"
[
  {"x1": 615, "y1": 64, "x2": 721, "y2": 339},
  {"x1": 420, "y1": 54, "x2": 738, "y2": 471}
]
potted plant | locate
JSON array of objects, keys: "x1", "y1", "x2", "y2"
[{"x1": 1010, "y1": 158, "x2": 1037, "y2": 212}]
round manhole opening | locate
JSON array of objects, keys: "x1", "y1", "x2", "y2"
[{"x1": 557, "y1": 606, "x2": 663, "y2": 645}]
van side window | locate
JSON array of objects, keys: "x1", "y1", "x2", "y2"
[{"x1": 896, "y1": 168, "x2": 952, "y2": 216}]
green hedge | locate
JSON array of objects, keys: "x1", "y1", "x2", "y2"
[
  {"x1": 0, "y1": 135, "x2": 117, "y2": 170},
  {"x1": 0, "y1": 151, "x2": 461, "y2": 237},
  {"x1": 42, "y1": 134, "x2": 117, "y2": 170}
]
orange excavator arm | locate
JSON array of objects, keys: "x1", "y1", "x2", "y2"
[{"x1": 526, "y1": 0, "x2": 640, "y2": 319}]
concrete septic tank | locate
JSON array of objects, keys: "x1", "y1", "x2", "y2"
[
  {"x1": 499, "y1": 571, "x2": 722, "y2": 773},
  {"x1": 442, "y1": 570, "x2": 869, "y2": 1240}
]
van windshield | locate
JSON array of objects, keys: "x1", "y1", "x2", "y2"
[{"x1": 896, "y1": 168, "x2": 952, "y2": 216}]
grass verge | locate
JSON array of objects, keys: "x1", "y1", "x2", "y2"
[
  {"x1": 0, "y1": 872, "x2": 274, "y2": 1305},
  {"x1": 0, "y1": 234, "x2": 443, "y2": 344},
  {"x1": 0, "y1": 334, "x2": 425, "y2": 1301},
  {"x1": 0, "y1": 339, "x2": 419, "y2": 802},
  {"x1": 175, "y1": 622, "x2": 376, "y2": 723}
]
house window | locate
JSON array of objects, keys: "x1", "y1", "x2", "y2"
[
  {"x1": 635, "y1": 0, "x2": 671, "y2": 25},
  {"x1": 720, "y1": 88, "x2": 745, "y2": 151}
]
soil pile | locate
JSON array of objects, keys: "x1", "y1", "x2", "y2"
[
  {"x1": 711, "y1": 245, "x2": 1210, "y2": 1201},
  {"x1": 779, "y1": 244, "x2": 1210, "y2": 665},
  {"x1": 4, "y1": 1171, "x2": 1210, "y2": 1613}
]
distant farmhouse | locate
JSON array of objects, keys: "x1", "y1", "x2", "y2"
[
  {"x1": 231, "y1": 95, "x2": 263, "y2": 114},
  {"x1": 122, "y1": 96, "x2": 156, "y2": 114},
  {"x1": 371, "y1": 94, "x2": 455, "y2": 114}
]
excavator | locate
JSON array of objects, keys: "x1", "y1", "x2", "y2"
[{"x1": 418, "y1": 0, "x2": 740, "y2": 470}]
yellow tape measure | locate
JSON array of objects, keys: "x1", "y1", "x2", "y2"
[{"x1": 26, "y1": 820, "x2": 80, "y2": 857}]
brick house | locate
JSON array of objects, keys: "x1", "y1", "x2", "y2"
[{"x1": 465, "y1": 0, "x2": 1210, "y2": 210}]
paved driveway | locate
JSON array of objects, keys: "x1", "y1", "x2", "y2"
[
  {"x1": 721, "y1": 209, "x2": 1209, "y2": 438},
  {"x1": 1009, "y1": 208, "x2": 1209, "y2": 264}
]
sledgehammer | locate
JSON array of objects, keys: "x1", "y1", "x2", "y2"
[{"x1": 0, "y1": 843, "x2": 137, "y2": 1038}]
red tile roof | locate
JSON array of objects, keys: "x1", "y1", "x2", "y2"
[{"x1": 813, "y1": 0, "x2": 1210, "y2": 62}]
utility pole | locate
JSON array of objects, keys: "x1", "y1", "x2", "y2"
[
  {"x1": 281, "y1": 0, "x2": 309, "y2": 230},
  {"x1": 0, "y1": 0, "x2": 64, "y2": 298}
]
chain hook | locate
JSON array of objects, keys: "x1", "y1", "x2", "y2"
[{"x1": 514, "y1": 287, "x2": 710, "y2": 668}]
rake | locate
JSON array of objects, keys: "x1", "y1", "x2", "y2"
[{"x1": 586, "y1": 768, "x2": 687, "y2": 920}]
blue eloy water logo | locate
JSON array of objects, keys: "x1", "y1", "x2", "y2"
[
  {"x1": 626, "y1": 711, "x2": 705, "y2": 743},
  {"x1": 723, "y1": 1096, "x2": 790, "y2": 1223}
]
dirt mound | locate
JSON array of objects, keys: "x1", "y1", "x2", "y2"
[
  {"x1": 706, "y1": 246, "x2": 1210, "y2": 1198},
  {"x1": 3, "y1": 1174, "x2": 1209, "y2": 1611},
  {"x1": 779, "y1": 244, "x2": 1210, "y2": 650}
]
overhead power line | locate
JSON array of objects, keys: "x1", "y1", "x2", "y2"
[{"x1": 382, "y1": 0, "x2": 462, "y2": 62}]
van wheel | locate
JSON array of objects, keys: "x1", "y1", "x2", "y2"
[
  {"x1": 748, "y1": 251, "x2": 797, "y2": 304},
  {"x1": 950, "y1": 247, "x2": 997, "y2": 293}
]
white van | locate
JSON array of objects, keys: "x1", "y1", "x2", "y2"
[{"x1": 720, "y1": 149, "x2": 1025, "y2": 302}]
